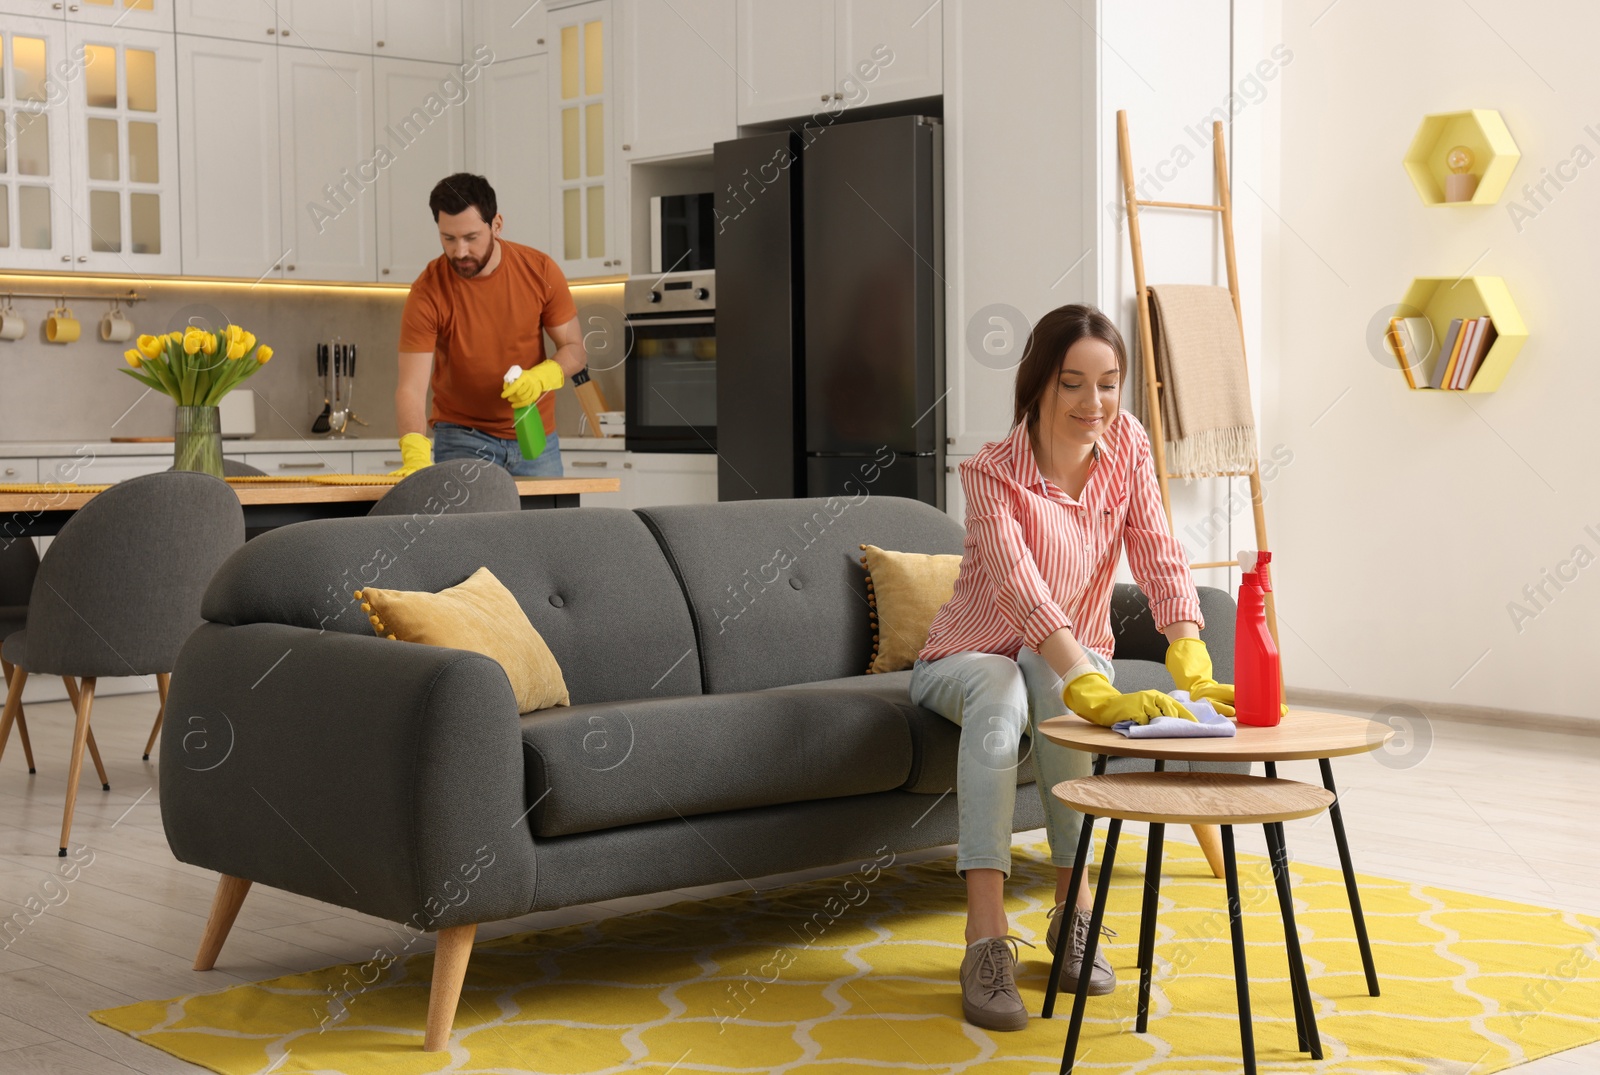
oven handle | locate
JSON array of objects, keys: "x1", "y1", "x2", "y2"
[{"x1": 623, "y1": 316, "x2": 715, "y2": 328}]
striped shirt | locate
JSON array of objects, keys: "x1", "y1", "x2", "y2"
[{"x1": 920, "y1": 413, "x2": 1202, "y2": 663}]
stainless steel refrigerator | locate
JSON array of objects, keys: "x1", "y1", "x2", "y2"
[{"x1": 714, "y1": 114, "x2": 944, "y2": 506}]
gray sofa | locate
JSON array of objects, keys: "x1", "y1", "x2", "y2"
[{"x1": 161, "y1": 495, "x2": 1238, "y2": 1050}]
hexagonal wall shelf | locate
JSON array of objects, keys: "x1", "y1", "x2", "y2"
[
  {"x1": 1403, "y1": 110, "x2": 1520, "y2": 206},
  {"x1": 1397, "y1": 276, "x2": 1527, "y2": 391}
]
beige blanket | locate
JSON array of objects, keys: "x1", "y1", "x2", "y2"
[{"x1": 1145, "y1": 284, "x2": 1258, "y2": 478}]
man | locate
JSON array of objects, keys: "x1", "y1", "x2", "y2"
[{"x1": 393, "y1": 173, "x2": 587, "y2": 476}]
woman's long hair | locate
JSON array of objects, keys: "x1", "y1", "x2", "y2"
[{"x1": 1012, "y1": 304, "x2": 1129, "y2": 429}]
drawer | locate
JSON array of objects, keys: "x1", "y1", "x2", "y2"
[
  {"x1": 242, "y1": 451, "x2": 354, "y2": 475},
  {"x1": 351, "y1": 449, "x2": 404, "y2": 475},
  {"x1": 561, "y1": 450, "x2": 628, "y2": 507},
  {"x1": 0, "y1": 458, "x2": 39, "y2": 483},
  {"x1": 40, "y1": 454, "x2": 170, "y2": 484}
]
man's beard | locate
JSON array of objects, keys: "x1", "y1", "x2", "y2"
[{"x1": 451, "y1": 243, "x2": 492, "y2": 277}]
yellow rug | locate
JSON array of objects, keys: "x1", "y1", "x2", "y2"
[{"x1": 92, "y1": 835, "x2": 1600, "y2": 1074}]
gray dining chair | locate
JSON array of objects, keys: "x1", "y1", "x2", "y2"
[
  {"x1": 0, "y1": 471, "x2": 243, "y2": 855},
  {"x1": 222, "y1": 459, "x2": 267, "y2": 478},
  {"x1": 0, "y1": 536, "x2": 40, "y2": 774},
  {"x1": 367, "y1": 458, "x2": 521, "y2": 517}
]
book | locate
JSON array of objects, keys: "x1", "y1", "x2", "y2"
[
  {"x1": 1429, "y1": 318, "x2": 1464, "y2": 390},
  {"x1": 1396, "y1": 316, "x2": 1435, "y2": 388},
  {"x1": 1387, "y1": 318, "x2": 1417, "y2": 388},
  {"x1": 1460, "y1": 317, "x2": 1497, "y2": 389},
  {"x1": 1450, "y1": 318, "x2": 1481, "y2": 390}
]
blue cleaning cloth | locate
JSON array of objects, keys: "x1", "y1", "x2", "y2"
[{"x1": 1111, "y1": 691, "x2": 1237, "y2": 738}]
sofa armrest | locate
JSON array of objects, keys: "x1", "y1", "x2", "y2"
[
  {"x1": 1110, "y1": 583, "x2": 1237, "y2": 681},
  {"x1": 161, "y1": 622, "x2": 539, "y2": 930}
]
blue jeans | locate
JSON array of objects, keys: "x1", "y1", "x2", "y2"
[
  {"x1": 433, "y1": 421, "x2": 563, "y2": 477},
  {"x1": 909, "y1": 644, "x2": 1116, "y2": 876}
]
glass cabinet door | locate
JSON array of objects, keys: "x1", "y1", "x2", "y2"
[
  {"x1": 66, "y1": 24, "x2": 179, "y2": 272},
  {"x1": 0, "y1": 19, "x2": 75, "y2": 271},
  {"x1": 549, "y1": 0, "x2": 617, "y2": 279},
  {"x1": 64, "y1": 0, "x2": 173, "y2": 31}
]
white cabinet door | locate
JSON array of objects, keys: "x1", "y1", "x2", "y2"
[
  {"x1": 242, "y1": 450, "x2": 354, "y2": 474},
  {"x1": 617, "y1": 0, "x2": 734, "y2": 161},
  {"x1": 944, "y1": 458, "x2": 968, "y2": 522},
  {"x1": 548, "y1": 0, "x2": 620, "y2": 278},
  {"x1": 0, "y1": 458, "x2": 40, "y2": 482},
  {"x1": 374, "y1": 57, "x2": 467, "y2": 282},
  {"x1": 66, "y1": 24, "x2": 181, "y2": 273},
  {"x1": 177, "y1": 36, "x2": 283, "y2": 278},
  {"x1": 350, "y1": 447, "x2": 404, "y2": 473},
  {"x1": 41, "y1": 454, "x2": 169, "y2": 483},
  {"x1": 465, "y1": 0, "x2": 547, "y2": 59},
  {"x1": 66, "y1": 0, "x2": 173, "y2": 30},
  {"x1": 0, "y1": 2, "x2": 66, "y2": 16},
  {"x1": 627, "y1": 452, "x2": 715, "y2": 507},
  {"x1": 467, "y1": 52, "x2": 549, "y2": 251},
  {"x1": 276, "y1": 0, "x2": 371, "y2": 54},
  {"x1": 374, "y1": 0, "x2": 462, "y2": 62},
  {"x1": 0, "y1": 18, "x2": 75, "y2": 271},
  {"x1": 834, "y1": 0, "x2": 940, "y2": 107},
  {"x1": 561, "y1": 449, "x2": 626, "y2": 505},
  {"x1": 278, "y1": 47, "x2": 376, "y2": 281},
  {"x1": 174, "y1": 0, "x2": 279, "y2": 42},
  {"x1": 735, "y1": 0, "x2": 831, "y2": 125}
]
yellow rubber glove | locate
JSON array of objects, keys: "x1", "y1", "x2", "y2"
[
  {"x1": 389, "y1": 432, "x2": 433, "y2": 477},
  {"x1": 1165, "y1": 637, "x2": 1237, "y2": 717},
  {"x1": 500, "y1": 359, "x2": 565, "y2": 409},
  {"x1": 1062, "y1": 670, "x2": 1196, "y2": 727}
]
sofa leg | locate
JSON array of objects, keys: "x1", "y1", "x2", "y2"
[
  {"x1": 424, "y1": 924, "x2": 477, "y2": 1052},
  {"x1": 1192, "y1": 824, "x2": 1226, "y2": 879},
  {"x1": 194, "y1": 875, "x2": 252, "y2": 971}
]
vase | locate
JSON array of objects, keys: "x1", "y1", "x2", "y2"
[{"x1": 173, "y1": 405, "x2": 225, "y2": 479}]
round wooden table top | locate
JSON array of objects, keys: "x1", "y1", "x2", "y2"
[
  {"x1": 1035, "y1": 708, "x2": 1394, "y2": 762},
  {"x1": 1053, "y1": 772, "x2": 1336, "y2": 825}
]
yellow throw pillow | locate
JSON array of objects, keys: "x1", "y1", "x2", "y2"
[
  {"x1": 356, "y1": 567, "x2": 570, "y2": 713},
  {"x1": 859, "y1": 544, "x2": 963, "y2": 674}
]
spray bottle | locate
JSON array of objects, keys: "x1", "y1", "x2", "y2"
[
  {"x1": 1233, "y1": 550, "x2": 1283, "y2": 727},
  {"x1": 504, "y1": 365, "x2": 547, "y2": 460}
]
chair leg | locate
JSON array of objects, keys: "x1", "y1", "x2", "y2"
[
  {"x1": 1265, "y1": 821, "x2": 1322, "y2": 1058},
  {"x1": 0, "y1": 663, "x2": 27, "y2": 771},
  {"x1": 1320, "y1": 757, "x2": 1380, "y2": 996},
  {"x1": 1222, "y1": 825, "x2": 1256, "y2": 1075},
  {"x1": 64, "y1": 679, "x2": 109, "y2": 791},
  {"x1": 1042, "y1": 810, "x2": 1098, "y2": 1019},
  {"x1": 144, "y1": 672, "x2": 169, "y2": 761},
  {"x1": 1191, "y1": 824, "x2": 1225, "y2": 879},
  {"x1": 194, "y1": 875, "x2": 252, "y2": 970},
  {"x1": 424, "y1": 924, "x2": 477, "y2": 1052},
  {"x1": 58, "y1": 677, "x2": 96, "y2": 857},
  {"x1": 1135, "y1": 821, "x2": 1166, "y2": 1032},
  {"x1": 1060, "y1": 818, "x2": 1121, "y2": 1075},
  {"x1": 0, "y1": 659, "x2": 35, "y2": 773}
]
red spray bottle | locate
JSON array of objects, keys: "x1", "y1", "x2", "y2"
[{"x1": 1234, "y1": 550, "x2": 1283, "y2": 727}]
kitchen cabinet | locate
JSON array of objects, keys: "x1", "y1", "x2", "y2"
[
  {"x1": 548, "y1": 0, "x2": 625, "y2": 279},
  {"x1": 65, "y1": 0, "x2": 173, "y2": 30},
  {"x1": 944, "y1": 456, "x2": 969, "y2": 522},
  {"x1": 277, "y1": 47, "x2": 377, "y2": 281},
  {"x1": 242, "y1": 450, "x2": 354, "y2": 474},
  {"x1": 0, "y1": 2, "x2": 68, "y2": 16},
  {"x1": 275, "y1": 0, "x2": 371, "y2": 55},
  {"x1": 0, "y1": 458, "x2": 40, "y2": 483},
  {"x1": 561, "y1": 448, "x2": 627, "y2": 505},
  {"x1": 173, "y1": 0, "x2": 279, "y2": 43},
  {"x1": 735, "y1": 0, "x2": 940, "y2": 125},
  {"x1": 351, "y1": 447, "x2": 403, "y2": 474},
  {"x1": 65, "y1": 23, "x2": 181, "y2": 273},
  {"x1": 373, "y1": 0, "x2": 462, "y2": 63},
  {"x1": 0, "y1": 18, "x2": 74, "y2": 271},
  {"x1": 39, "y1": 453, "x2": 168, "y2": 484},
  {"x1": 176, "y1": 35, "x2": 282, "y2": 278},
  {"x1": 374, "y1": 57, "x2": 467, "y2": 282},
  {"x1": 467, "y1": 53, "x2": 550, "y2": 251},
  {"x1": 464, "y1": 0, "x2": 547, "y2": 60},
  {"x1": 616, "y1": 0, "x2": 735, "y2": 161},
  {"x1": 627, "y1": 451, "x2": 715, "y2": 507}
]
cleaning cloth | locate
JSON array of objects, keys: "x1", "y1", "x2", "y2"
[{"x1": 1113, "y1": 691, "x2": 1237, "y2": 738}]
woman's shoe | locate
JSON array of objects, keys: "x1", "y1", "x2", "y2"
[
  {"x1": 1045, "y1": 903, "x2": 1117, "y2": 996},
  {"x1": 959, "y1": 935, "x2": 1033, "y2": 1030}
]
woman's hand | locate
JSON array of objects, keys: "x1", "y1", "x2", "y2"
[
  {"x1": 1062, "y1": 670, "x2": 1196, "y2": 726},
  {"x1": 1164, "y1": 637, "x2": 1236, "y2": 717}
]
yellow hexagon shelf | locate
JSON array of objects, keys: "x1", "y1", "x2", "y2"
[
  {"x1": 1396, "y1": 276, "x2": 1527, "y2": 391},
  {"x1": 1403, "y1": 110, "x2": 1520, "y2": 206}
]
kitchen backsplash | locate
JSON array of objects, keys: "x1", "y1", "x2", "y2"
[{"x1": 0, "y1": 277, "x2": 625, "y2": 445}]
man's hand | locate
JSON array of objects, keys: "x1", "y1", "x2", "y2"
[
  {"x1": 1165, "y1": 637, "x2": 1236, "y2": 717},
  {"x1": 390, "y1": 432, "x2": 433, "y2": 476},
  {"x1": 1062, "y1": 670, "x2": 1196, "y2": 727},
  {"x1": 501, "y1": 359, "x2": 565, "y2": 409}
]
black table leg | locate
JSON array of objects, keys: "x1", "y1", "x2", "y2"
[
  {"x1": 1321, "y1": 757, "x2": 1380, "y2": 996},
  {"x1": 1135, "y1": 820, "x2": 1165, "y2": 1033},
  {"x1": 1264, "y1": 821, "x2": 1322, "y2": 1057},
  {"x1": 1060, "y1": 819, "x2": 1121, "y2": 1075},
  {"x1": 1092, "y1": 754, "x2": 1107, "y2": 776},
  {"x1": 1042, "y1": 811, "x2": 1098, "y2": 1019},
  {"x1": 1222, "y1": 825, "x2": 1257, "y2": 1075}
]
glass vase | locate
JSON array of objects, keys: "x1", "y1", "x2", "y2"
[{"x1": 173, "y1": 405, "x2": 225, "y2": 479}]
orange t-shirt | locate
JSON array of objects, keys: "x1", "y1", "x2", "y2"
[{"x1": 399, "y1": 240, "x2": 579, "y2": 440}]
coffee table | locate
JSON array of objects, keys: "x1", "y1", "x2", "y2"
[{"x1": 1035, "y1": 708, "x2": 1394, "y2": 997}]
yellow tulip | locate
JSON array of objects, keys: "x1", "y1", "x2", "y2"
[
  {"x1": 124, "y1": 349, "x2": 142, "y2": 368},
  {"x1": 182, "y1": 327, "x2": 205, "y2": 355},
  {"x1": 256, "y1": 345, "x2": 273, "y2": 364},
  {"x1": 135, "y1": 334, "x2": 163, "y2": 360},
  {"x1": 200, "y1": 331, "x2": 218, "y2": 356},
  {"x1": 226, "y1": 337, "x2": 248, "y2": 360},
  {"x1": 168, "y1": 330, "x2": 184, "y2": 343},
  {"x1": 242, "y1": 330, "x2": 257, "y2": 352}
]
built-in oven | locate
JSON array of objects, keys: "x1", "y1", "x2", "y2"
[{"x1": 623, "y1": 271, "x2": 715, "y2": 453}]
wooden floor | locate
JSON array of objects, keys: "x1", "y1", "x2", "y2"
[{"x1": 0, "y1": 690, "x2": 1594, "y2": 1074}]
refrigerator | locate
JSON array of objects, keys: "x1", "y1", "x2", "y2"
[{"x1": 714, "y1": 115, "x2": 945, "y2": 507}]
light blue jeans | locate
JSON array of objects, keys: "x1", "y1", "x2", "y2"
[
  {"x1": 433, "y1": 421, "x2": 563, "y2": 477},
  {"x1": 909, "y1": 644, "x2": 1115, "y2": 876}
]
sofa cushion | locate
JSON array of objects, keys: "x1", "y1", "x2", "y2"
[
  {"x1": 637, "y1": 497, "x2": 965, "y2": 694},
  {"x1": 520, "y1": 686, "x2": 915, "y2": 837},
  {"x1": 200, "y1": 506, "x2": 702, "y2": 705}
]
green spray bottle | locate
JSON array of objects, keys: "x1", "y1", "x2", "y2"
[{"x1": 504, "y1": 365, "x2": 546, "y2": 460}]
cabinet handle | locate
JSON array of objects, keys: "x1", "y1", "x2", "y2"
[
  {"x1": 280, "y1": 28, "x2": 290, "y2": 36},
  {"x1": 569, "y1": 460, "x2": 609, "y2": 468},
  {"x1": 286, "y1": 264, "x2": 296, "y2": 271},
  {"x1": 52, "y1": 2, "x2": 62, "y2": 7},
  {"x1": 278, "y1": 461, "x2": 327, "y2": 470},
  {"x1": 820, "y1": 92, "x2": 829, "y2": 101},
  {"x1": 376, "y1": 40, "x2": 385, "y2": 47},
  {"x1": 833, "y1": 91, "x2": 843, "y2": 100},
  {"x1": 76, "y1": 255, "x2": 87, "y2": 262},
  {"x1": 623, "y1": 462, "x2": 633, "y2": 469},
  {"x1": 536, "y1": 37, "x2": 545, "y2": 44},
  {"x1": 383, "y1": 459, "x2": 402, "y2": 466},
  {"x1": 622, "y1": 143, "x2": 631, "y2": 151},
  {"x1": 382, "y1": 268, "x2": 391, "y2": 275},
  {"x1": 267, "y1": 27, "x2": 276, "y2": 34},
  {"x1": 4, "y1": 467, "x2": 16, "y2": 477},
  {"x1": 61, "y1": 255, "x2": 71, "y2": 262}
]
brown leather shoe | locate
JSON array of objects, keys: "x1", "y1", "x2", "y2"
[
  {"x1": 959, "y1": 935, "x2": 1033, "y2": 1031},
  {"x1": 1045, "y1": 903, "x2": 1117, "y2": 996}
]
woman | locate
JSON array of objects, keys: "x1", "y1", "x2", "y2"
[{"x1": 911, "y1": 304, "x2": 1235, "y2": 1031}]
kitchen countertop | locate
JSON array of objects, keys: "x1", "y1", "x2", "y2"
[{"x1": 0, "y1": 434, "x2": 629, "y2": 457}]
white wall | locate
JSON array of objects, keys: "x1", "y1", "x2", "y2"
[{"x1": 1265, "y1": 0, "x2": 1595, "y2": 720}]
